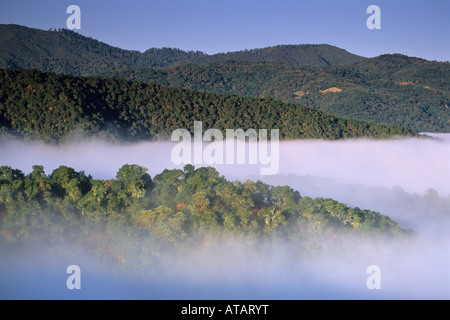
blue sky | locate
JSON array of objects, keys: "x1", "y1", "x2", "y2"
[{"x1": 0, "y1": 0, "x2": 449, "y2": 61}]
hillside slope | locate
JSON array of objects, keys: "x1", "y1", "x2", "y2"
[
  {"x1": 0, "y1": 69, "x2": 417, "y2": 143},
  {"x1": 106, "y1": 55, "x2": 450, "y2": 132}
]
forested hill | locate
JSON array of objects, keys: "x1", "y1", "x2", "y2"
[
  {"x1": 106, "y1": 55, "x2": 450, "y2": 132},
  {"x1": 0, "y1": 164, "x2": 413, "y2": 268},
  {"x1": 0, "y1": 24, "x2": 365, "y2": 76},
  {"x1": 0, "y1": 69, "x2": 417, "y2": 143}
]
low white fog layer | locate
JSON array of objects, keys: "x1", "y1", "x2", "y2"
[
  {"x1": 1, "y1": 135, "x2": 449, "y2": 299},
  {"x1": 277, "y1": 137, "x2": 450, "y2": 196},
  {"x1": 1, "y1": 231, "x2": 448, "y2": 300},
  {"x1": 1, "y1": 135, "x2": 449, "y2": 195}
]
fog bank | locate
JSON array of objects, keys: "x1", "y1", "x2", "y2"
[
  {"x1": 1, "y1": 135, "x2": 449, "y2": 299},
  {"x1": 1, "y1": 231, "x2": 448, "y2": 300},
  {"x1": 1, "y1": 135, "x2": 449, "y2": 196}
]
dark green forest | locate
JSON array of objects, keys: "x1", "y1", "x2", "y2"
[
  {"x1": 105, "y1": 56, "x2": 450, "y2": 132},
  {"x1": 0, "y1": 164, "x2": 413, "y2": 270},
  {"x1": 0, "y1": 69, "x2": 417, "y2": 143},
  {"x1": 1, "y1": 24, "x2": 447, "y2": 132}
]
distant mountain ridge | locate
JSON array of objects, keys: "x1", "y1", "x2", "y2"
[
  {"x1": 0, "y1": 24, "x2": 206, "y2": 75},
  {"x1": 185, "y1": 44, "x2": 366, "y2": 67},
  {"x1": 0, "y1": 24, "x2": 366, "y2": 75}
]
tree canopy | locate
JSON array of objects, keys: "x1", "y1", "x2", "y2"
[{"x1": 0, "y1": 164, "x2": 414, "y2": 269}]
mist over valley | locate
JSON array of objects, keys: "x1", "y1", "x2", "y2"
[{"x1": 1, "y1": 135, "x2": 448, "y2": 299}]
